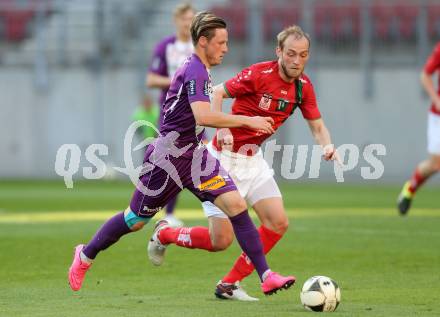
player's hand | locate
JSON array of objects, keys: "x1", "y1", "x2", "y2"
[
  {"x1": 217, "y1": 128, "x2": 233, "y2": 151},
  {"x1": 323, "y1": 144, "x2": 342, "y2": 166},
  {"x1": 245, "y1": 116, "x2": 275, "y2": 134}
]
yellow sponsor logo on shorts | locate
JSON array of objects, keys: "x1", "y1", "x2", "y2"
[{"x1": 198, "y1": 175, "x2": 226, "y2": 191}]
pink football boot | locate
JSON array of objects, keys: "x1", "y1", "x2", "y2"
[
  {"x1": 68, "y1": 244, "x2": 92, "y2": 291},
  {"x1": 261, "y1": 272, "x2": 296, "y2": 295}
]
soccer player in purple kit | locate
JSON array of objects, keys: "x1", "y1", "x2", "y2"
[
  {"x1": 68, "y1": 11, "x2": 295, "y2": 296},
  {"x1": 146, "y1": 2, "x2": 196, "y2": 227}
]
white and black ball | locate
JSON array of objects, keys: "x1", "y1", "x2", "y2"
[{"x1": 300, "y1": 276, "x2": 341, "y2": 312}]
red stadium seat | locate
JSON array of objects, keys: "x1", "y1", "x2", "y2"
[
  {"x1": 0, "y1": 16, "x2": 4, "y2": 38},
  {"x1": 0, "y1": 0, "x2": 38, "y2": 42},
  {"x1": 314, "y1": 0, "x2": 360, "y2": 41},
  {"x1": 370, "y1": 2, "x2": 418, "y2": 42},
  {"x1": 211, "y1": 3, "x2": 247, "y2": 40},
  {"x1": 0, "y1": 0, "x2": 53, "y2": 43},
  {"x1": 395, "y1": 3, "x2": 419, "y2": 40},
  {"x1": 0, "y1": 0, "x2": 14, "y2": 17},
  {"x1": 314, "y1": 1, "x2": 332, "y2": 40},
  {"x1": 2, "y1": 9, "x2": 33, "y2": 41},
  {"x1": 334, "y1": 2, "x2": 360, "y2": 39},
  {"x1": 263, "y1": 3, "x2": 302, "y2": 40},
  {"x1": 370, "y1": 3, "x2": 396, "y2": 40},
  {"x1": 427, "y1": 3, "x2": 440, "y2": 39}
]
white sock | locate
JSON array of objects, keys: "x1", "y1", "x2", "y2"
[
  {"x1": 221, "y1": 281, "x2": 233, "y2": 285},
  {"x1": 80, "y1": 251, "x2": 93, "y2": 264},
  {"x1": 262, "y1": 269, "x2": 272, "y2": 282}
]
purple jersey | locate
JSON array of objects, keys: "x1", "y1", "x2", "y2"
[
  {"x1": 130, "y1": 53, "x2": 235, "y2": 218},
  {"x1": 130, "y1": 144, "x2": 236, "y2": 217},
  {"x1": 160, "y1": 53, "x2": 211, "y2": 155},
  {"x1": 148, "y1": 35, "x2": 194, "y2": 126}
]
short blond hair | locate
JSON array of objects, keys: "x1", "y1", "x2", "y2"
[
  {"x1": 190, "y1": 11, "x2": 227, "y2": 46},
  {"x1": 173, "y1": 2, "x2": 195, "y2": 18},
  {"x1": 277, "y1": 25, "x2": 310, "y2": 50}
]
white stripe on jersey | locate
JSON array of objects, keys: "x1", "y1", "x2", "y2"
[{"x1": 165, "y1": 83, "x2": 183, "y2": 117}]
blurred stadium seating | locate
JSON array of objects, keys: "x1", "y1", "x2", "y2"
[
  {"x1": 210, "y1": 0, "x2": 439, "y2": 46},
  {"x1": 1, "y1": 0, "x2": 438, "y2": 64},
  {"x1": 1, "y1": 0, "x2": 438, "y2": 47},
  {"x1": 427, "y1": 2, "x2": 440, "y2": 39},
  {"x1": 0, "y1": 0, "x2": 54, "y2": 42},
  {"x1": 211, "y1": 0, "x2": 247, "y2": 40},
  {"x1": 314, "y1": 1, "x2": 360, "y2": 43},
  {"x1": 1, "y1": 0, "x2": 439, "y2": 182},
  {"x1": 370, "y1": 1, "x2": 419, "y2": 42},
  {"x1": 0, "y1": 0, "x2": 35, "y2": 42}
]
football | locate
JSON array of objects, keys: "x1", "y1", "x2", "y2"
[{"x1": 300, "y1": 276, "x2": 341, "y2": 312}]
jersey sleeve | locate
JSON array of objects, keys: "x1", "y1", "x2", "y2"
[
  {"x1": 223, "y1": 66, "x2": 256, "y2": 98},
  {"x1": 148, "y1": 40, "x2": 168, "y2": 76},
  {"x1": 299, "y1": 81, "x2": 321, "y2": 120},
  {"x1": 185, "y1": 65, "x2": 211, "y2": 104},
  {"x1": 424, "y1": 43, "x2": 440, "y2": 75}
]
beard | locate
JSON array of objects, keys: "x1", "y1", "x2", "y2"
[{"x1": 280, "y1": 58, "x2": 303, "y2": 80}]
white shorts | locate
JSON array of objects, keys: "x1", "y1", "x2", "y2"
[
  {"x1": 428, "y1": 112, "x2": 440, "y2": 155},
  {"x1": 202, "y1": 142, "x2": 282, "y2": 219}
]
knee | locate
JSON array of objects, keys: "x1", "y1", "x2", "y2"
[
  {"x1": 211, "y1": 233, "x2": 233, "y2": 251},
  {"x1": 278, "y1": 218, "x2": 289, "y2": 234},
  {"x1": 433, "y1": 161, "x2": 440, "y2": 172},
  {"x1": 124, "y1": 207, "x2": 148, "y2": 232},
  {"x1": 226, "y1": 198, "x2": 247, "y2": 214},
  {"x1": 269, "y1": 217, "x2": 289, "y2": 235},
  {"x1": 427, "y1": 156, "x2": 440, "y2": 171},
  {"x1": 130, "y1": 222, "x2": 146, "y2": 232}
]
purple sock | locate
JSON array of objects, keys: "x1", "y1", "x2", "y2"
[
  {"x1": 229, "y1": 210, "x2": 269, "y2": 281},
  {"x1": 165, "y1": 195, "x2": 178, "y2": 215},
  {"x1": 82, "y1": 212, "x2": 131, "y2": 259}
]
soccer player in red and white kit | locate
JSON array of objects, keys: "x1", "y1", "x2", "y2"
[
  {"x1": 398, "y1": 42, "x2": 440, "y2": 215},
  {"x1": 148, "y1": 25, "x2": 340, "y2": 300}
]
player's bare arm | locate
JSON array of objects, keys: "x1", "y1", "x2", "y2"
[
  {"x1": 307, "y1": 118, "x2": 340, "y2": 163},
  {"x1": 145, "y1": 72, "x2": 172, "y2": 89},
  {"x1": 211, "y1": 84, "x2": 234, "y2": 149},
  {"x1": 211, "y1": 84, "x2": 231, "y2": 112},
  {"x1": 420, "y1": 70, "x2": 440, "y2": 111},
  {"x1": 190, "y1": 101, "x2": 275, "y2": 133}
]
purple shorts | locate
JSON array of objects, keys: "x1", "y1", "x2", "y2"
[{"x1": 129, "y1": 143, "x2": 237, "y2": 218}]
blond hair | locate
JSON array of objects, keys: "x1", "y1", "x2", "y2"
[
  {"x1": 277, "y1": 25, "x2": 310, "y2": 49},
  {"x1": 190, "y1": 11, "x2": 227, "y2": 46},
  {"x1": 173, "y1": 2, "x2": 195, "y2": 18}
]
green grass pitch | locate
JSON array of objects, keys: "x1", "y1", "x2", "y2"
[{"x1": 0, "y1": 180, "x2": 439, "y2": 316}]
